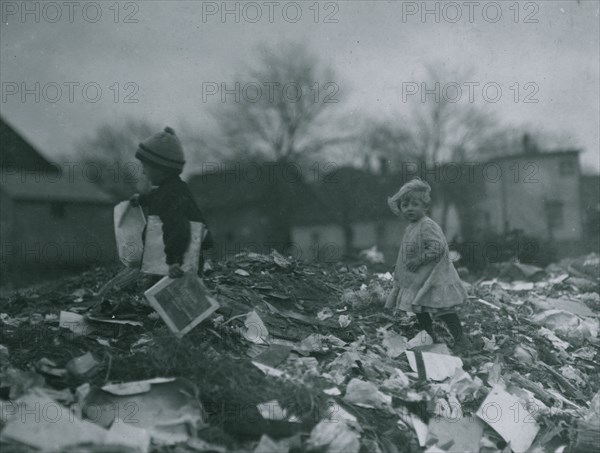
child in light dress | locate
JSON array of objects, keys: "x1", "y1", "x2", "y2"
[{"x1": 385, "y1": 178, "x2": 470, "y2": 350}]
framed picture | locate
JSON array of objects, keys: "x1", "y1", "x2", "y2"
[{"x1": 144, "y1": 272, "x2": 219, "y2": 337}]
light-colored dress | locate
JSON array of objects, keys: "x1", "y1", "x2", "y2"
[{"x1": 385, "y1": 216, "x2": 466, "y2": 315}]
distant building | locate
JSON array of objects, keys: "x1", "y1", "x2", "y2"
[
  {"x1": 472, "y1": 150, "x2": 590, "y2": 255},
  {"x1": 186, "y1": 151, "x2": 597, "y2": 265},
  {"x1": 0, "y1": 116, "x2": 117, "y2": 271},
  {"x1": 289, "y1": 166, "x2": 408, "y2": 263},
  {"x1": 188, "y1": 164, "x2": 329, "y2": 260},
  {"x1": 188, "y1": 163, "x2": 456, "y2": 264},
  {"x1": 581, "y1": 173, "x2": 600, "y2": 252}
]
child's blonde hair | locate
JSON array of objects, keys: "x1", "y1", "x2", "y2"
[{"x1": 387, "y1": 177, "x2": 431, "y2": 215}]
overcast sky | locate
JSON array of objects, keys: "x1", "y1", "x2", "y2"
[{"x1": 1, "y1": 0, "x2": 598, "y2": 173}]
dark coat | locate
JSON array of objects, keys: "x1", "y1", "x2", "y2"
[{"x1": 139, "y1": 175, "x2": 213, "y2": 267}]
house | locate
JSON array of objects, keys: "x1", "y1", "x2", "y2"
[
  {"x1": 289, "y1": 166, "x2": 406, "y2": 263},
  {"x1": 471, "y1": 150, "x2": 589, "y2": 255},
  {"x1": 188, "y1": 163, "x2": 328, "y2": 260},
  {"x1": 0, "y1": 116, "x2": 117, "y2": 273},
  {"x1": 187, "y1": 163, "x2": 458, "y2": 264},
  {"x1": 581, "y1": 173, "x2": 600, "y2": 252}
]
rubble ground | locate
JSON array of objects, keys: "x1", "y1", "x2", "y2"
[{"x1": 0, "y1": 252, "x2": 599, "y2": 452}]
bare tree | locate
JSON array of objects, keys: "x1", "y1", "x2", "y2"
[
  {"x1": 210, "y1": 42, "x2": 355, "y2": 248},
  {"x1": 400, "y1": 66, "x2": 509, "y2": 233},
  {"x1": 75, "y1": 119, "x2": 157, "y2": 198},
  {"x1": 76, "y1": 119, "x2": 215, "y2": 199},
  {"x1": 212, "y1": 42, "x2": 354, "y2": 163}
]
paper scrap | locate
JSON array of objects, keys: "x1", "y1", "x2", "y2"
[
  {"x1": 476, "y1": 386, "x2": 540, "y2": 453},
  {"x1": 406, "y1": 351, "x2": 463, "y2": 382},
  {"x1": 244, "y1": 311, "x2": 269, "y2": 344}
]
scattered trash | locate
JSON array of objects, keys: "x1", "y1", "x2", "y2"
[
  {"x1": 256, "y1": 400, "x2": 289, "y2": 421},
  {"x1": 409, "y1": 414, "x2": 429, "y2": 447},
  {"x1": 244, "y1": 310, "x2": 269, "y2": 344},
  {"x1": 59, "y1": 311, "x2": 95, "y2": 336},
  {"x1": 407, "y1": 330, "x2": 434, "y2": 349},
  {"x1": 338, "y1": 314, "x2": 351, "y2": 328},
  {"x1": 271, "y1": 249, "x2": 291, "y2": 269},
  {"x1": 375, "y1": 272, "x2": 393, "y2": 281},
  {"x1": 105, "y1": 419, "x2": 151, "y2": 453},
  {"x1": 381, "y1": 331, "x2": 408, "y2": 358},
  {"x1": 306, "y1": 419, "x2": 360, "y2": 453},
  {"x1": 252, "y1": 361, "x2": 287, "y2": 378},
  {"x1": 343, "y1": 378, "x2": 392, "y2": 409},
  {"x1": 427, "y1": 416, "x2": 485, "y2": 452},
  {"x1": 0, "y1": 313, "x2": 23, "y2": 327},
  {"x1": 531, "y1": 309, "x2": 598, "y2": 340},
  {"x1": 253, "y1": 434, "x2": 291, "y2": 453},
  {"x1": 477, "y1": 386, "x2": 541, "y2": 452},
  {"x1": 66, "y1": 352, "x2": 99, "y2": 377},
  {"x1": 359, "y1": 245, "x2": 385, "y2": 264},
  {"x1": 36, "y1": 358, "x2": 67, "y2": 378},
  {"x1": 84, "y1": 377, "x2": 205, "y2": 445},
  {"x1": 405, "y1": 351, "x2": 463, "y2": 382},
  {"x1": 382, "y1": 368, "x2": 410, "y2": 391},
  {"x1": 253, "y1": 344, "x2": 292, "y2": 367},
  {"x1": 538, "y1": 327, "x2": 570, "y2": 350},
  {"x1": 529, "y1": 296, "x2": 595, "y2": 318},
  {"x1": 86, "y1": 315, "x2": 143, "y2": 327},
  {"x1": 317, "y1": 307, "x2": 334, "y2": 320},
  {"x1": 323, "y1": 387, "x2": 342, "y2": 396},
  {"x1": 1, "y1": 390, "x2": 107, "y2": 451},
  {"x1": 513, "y1": 344, "x2": 539, "y2": 365},
  {"x1": 1, "y1": 250, "x2": 598, "y2": 452},
  {"x1": 0, "y1": 345, "x2": 8, "y2": 363}
]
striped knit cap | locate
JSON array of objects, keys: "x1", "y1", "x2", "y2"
[{"x1": 136, "y1": 127, "x2": 185, "y2": 171}]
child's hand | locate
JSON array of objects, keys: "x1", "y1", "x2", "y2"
[
  {"x1": 129, "y1": 193, "x2": 141, "y2": 207},
  {"x1": 406, "y1": 259, "x2": 421, "y2": 272},
  {"x1": 168, "y1": 264, "x2": 185, "y2": 278}
]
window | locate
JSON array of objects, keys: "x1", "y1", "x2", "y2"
[
  {"x1": 50, "y1": 202, "x2": 65, "y2": 218},
  {"x1": 559, "y1": 159, "x2": 576, "y2": 176},
  {"x1": 545, "y1": 201, "x2": 564, "y2": 229}
]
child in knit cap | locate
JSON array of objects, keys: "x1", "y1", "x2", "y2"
[
  {"x1": 94, "y1": 127, "x2": 213, "y2": 304},
  {"x1": 130, "y1": 126, "x2": 213, "y2": 278},
  {"x1": 385, "y1": 177, "x2": 471, "y2": 351}
]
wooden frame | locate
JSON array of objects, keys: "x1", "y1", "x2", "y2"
[{"x1": 144, "y1": 272, "x2": 219, "y2": 338}]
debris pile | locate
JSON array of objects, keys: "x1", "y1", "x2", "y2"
[{"x1": 0, "y1": 251, "x2": 599, "y2": 452}]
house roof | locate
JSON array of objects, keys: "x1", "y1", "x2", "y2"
[
  {"x1": 0, "y1": 116, "x2": 56, "y2": 171},
  {"x1": 0, "y1": 115, "x2": 115, "y2": 204},
  {"x1": 188, "y1": 164, "x2": 406, "y2": 226},
  {"x1": 188, "y1": 165, "x2": 339, "y2": 224},
  {"x1": 1, "y1": 172, "x2": 115, "y2": 203},
  {"x1": 483, "y1": 149, "x2": 580, "y2": 164},
  {"x1": 300, "y1": 167, "x2": 402, "y2": 226}
]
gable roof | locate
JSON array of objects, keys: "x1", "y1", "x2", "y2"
[
  {"x1": 0, "y1": 115, "x2": 115, "y2": 203},
  {"x1": 0, "y1": 116, "x2": 56, "y2": 171}
]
